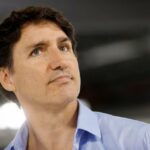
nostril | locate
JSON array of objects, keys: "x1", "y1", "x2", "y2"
[
  {"x1": 50, "y1": 59, "x2": 68, "y2": 70},
  {"x1": 54, "y1": 65, "x2": 63, "y2": 70}
]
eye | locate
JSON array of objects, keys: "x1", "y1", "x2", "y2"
[
  {"x1": 30, "y1": 47, "x2": 44, "y2": 57},
  {"x1": 59, "y1": 43, "x2": 72, "y2": 53},
  {"x1": 59, "y1": 45, "x2": 69, "y2": 52}
]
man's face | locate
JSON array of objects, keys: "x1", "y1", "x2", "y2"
[{"x1": 9, "y1": 21, "x2": 81, "y2": 108}]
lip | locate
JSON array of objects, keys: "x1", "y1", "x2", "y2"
[{"x1": 48, "y1": 74, "x2": 72, "y2": 84}]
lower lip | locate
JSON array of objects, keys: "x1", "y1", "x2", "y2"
[{"x1": 52, "y1": 76, "x2": 71, "y2": 84}]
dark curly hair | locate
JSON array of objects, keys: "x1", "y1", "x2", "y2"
[{"x1": 0, "y1": 6, "x2": 77, "y2": 103}]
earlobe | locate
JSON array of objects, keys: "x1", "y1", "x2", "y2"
[{"x1": 0, "y1": 67, "x2": 15, "y2": 92}]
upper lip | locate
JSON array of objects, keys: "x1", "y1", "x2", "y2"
[{"x1": 48, "y1": 73, "x2": 72, "y2": 84}]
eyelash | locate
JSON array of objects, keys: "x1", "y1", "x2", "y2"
[
  {"x1": 59, "y1": 45, "x2": 70, "y2": 52},
  {"x1": 30, "y1": 44, "x2": 71, "y2": 57},
  {"x1": 30, "y1": 47, "x2": 44, "y2": 57}
]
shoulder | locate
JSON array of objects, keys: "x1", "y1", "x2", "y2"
[
  {"x1": 94, "y1": 111, "x2": 150, "y2": 149},
  {"x1": 95, "y1": 111, "x2": 148, "y2": 127},
  {"x1": 94, "y1": 111, "x2": 150, "y2": 135}
]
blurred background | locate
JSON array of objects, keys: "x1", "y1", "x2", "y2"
[{"x1": 0, "y1": 0, "x2": 150, "y2": 149}]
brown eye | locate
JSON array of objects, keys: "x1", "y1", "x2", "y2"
[{"x1": 59, "y1": 46, "x2": 69, "y2": 52}]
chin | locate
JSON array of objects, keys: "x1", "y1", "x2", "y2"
[
  {"x1": 50, "y1": 92, "x2": 79, "y2": 107},
  {"x1": 45, "y1": 83, "x2": 80, "y2": 107}
]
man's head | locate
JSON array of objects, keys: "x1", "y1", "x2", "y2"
[{"x1": 0, "y1": 6, "x2": 80, "y2": 106}]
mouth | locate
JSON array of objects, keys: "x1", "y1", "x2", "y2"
[{"x1": 48, "y1": 74, "x2": 73, "y2": 85}]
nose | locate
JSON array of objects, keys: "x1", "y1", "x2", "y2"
[{"x1": 48, "y1": 47, "x2": 68, "y2": 70}]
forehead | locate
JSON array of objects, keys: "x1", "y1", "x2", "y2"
[
  {"x1": 12, "y1": 21, "x2": 70, "y2": 56},
  {"x1": 20, "y1": 21, "x2": 67, "y2": 40}
]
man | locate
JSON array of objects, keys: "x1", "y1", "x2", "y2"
[{"x1": 0, "y1": 6, "x2": 150, "y2": 150}]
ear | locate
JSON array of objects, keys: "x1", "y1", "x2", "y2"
[{"x1": 0, "y1": 67, "x2": 15, "y2": 92}]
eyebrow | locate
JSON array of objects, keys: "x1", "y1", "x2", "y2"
[
  {"x1": 26, "y1": 36, "x2": 71, "y2": 50},
  {"x1": 26, "y1": 40, "x2": 48, "y2": 50},
  {"x1": 57, "y1": 36, "x2": 71, "y2": 43}
]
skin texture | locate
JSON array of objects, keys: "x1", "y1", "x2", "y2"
[{"x1": 0, "y1": 21, "x2": 81, "y2": 150}]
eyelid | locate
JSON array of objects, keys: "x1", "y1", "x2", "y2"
[
  {"x1": 61, "y1": 42, "x2": 71, "y2": 49},
  {"x1": 30, "y1": 46, "x2": 44, "y2": 57},
  {"x1": 59, "y1": 44, "x2": 71, "y2": 52}
]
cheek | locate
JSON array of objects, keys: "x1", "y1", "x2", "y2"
[
  {"x1": 13, "y1": 65, "x2": 45, "y2": 91},
  {"x1": 74, "y1": 59, "x2": 80, "y2": 78},
  {"x1": 13, "y1": 69, "x2": 46, "y2": 102},
  {"x1": 72, "y1": 59, "x2": 81, "y2": 88}
]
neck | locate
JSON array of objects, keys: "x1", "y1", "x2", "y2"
[{"x1": 24, "y1": 100, "x2": 78, "y2": 150}]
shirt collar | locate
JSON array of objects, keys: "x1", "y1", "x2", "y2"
[
  {"x1": 8, "y1": 100, "x2": 101, "y2": 149},
  {"x1": 77, "y1": 100, "x2": 101, "y2": 139},
  {"x1": 10, "y1": 122, "x2": 28, "y2": 150}
]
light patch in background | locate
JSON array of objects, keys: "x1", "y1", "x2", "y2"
[{"x1": 0, "y1": 102, "x2": 25, "y2": 129}]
